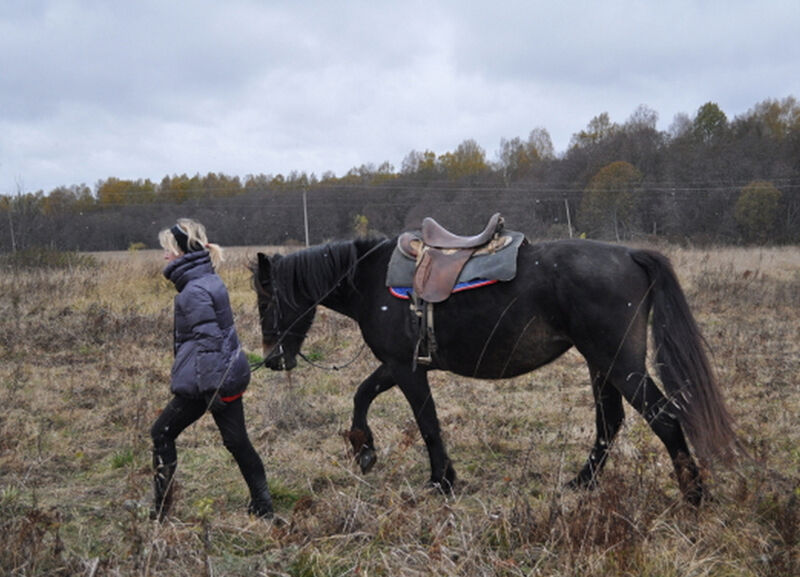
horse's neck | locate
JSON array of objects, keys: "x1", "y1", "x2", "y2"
[
  {"x1": 301, "y1": 238, "x2": 386, "y2": 319},
  {"x1": 319, "y1": 239, "x2": 379, "y2": 318},
  {"x1": 320, "y1": 267, "x2": 358, "y2": 318},
  {"x1": 307, "y1": 243, "x2": 352, "y2": 317},
  {"x1": 320, "y1": 297, "x2": 352, "y2": 319}
]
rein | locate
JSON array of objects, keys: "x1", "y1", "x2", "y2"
[
  {"x1": 251, "y1": 239, "x2": 389, "y2": 373},
  {"x1": 298, "y1": 341, "x2": 368, "y2": 371},
  {"x1": 250, "y1": 336, "x2": 369, "y2": 373}
]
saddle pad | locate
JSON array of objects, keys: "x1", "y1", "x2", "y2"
[
  {"x1": 385, "y1": 230, "x2": 526, "y2": 288},
  {"x1": 389, "y1": 278, "x2": 498, "y2": 300}
]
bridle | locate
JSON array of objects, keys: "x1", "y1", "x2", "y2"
[
  {"x1": 251, "y1": 239, "x2": 389, "y2": 373},
  {"x1": 250, "y1": 284, "x2": 368, "y2": 372},
  {"x1": 249, "y1": 342, "x2": 284, "y2": 372},
  {"x1": 250, "y1": 285, "x2": 308, "y2": 372}
]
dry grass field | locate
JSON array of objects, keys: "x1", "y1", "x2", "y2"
[{"x1": 0, "y1": 243, "x2": 798, "y2": 576}]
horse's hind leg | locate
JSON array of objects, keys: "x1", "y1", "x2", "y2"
[
  {"x1": 567, "y1": 367, "x2": 625, "y2": 490},
  {"x1": 572, "y1": 304, "x2": 703, "y2": 504},
  {"x1": 349, "y1": 364, "x2": 395, "y2": 473},
  {"x1": 615, "y1": 370, "x2": 703, "y2": 505}
]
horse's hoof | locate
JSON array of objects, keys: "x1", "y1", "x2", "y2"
[
  {"x1": 684, "y1": 485, "x2": 703, "y2": 508},
  {"x1": 358, "y1": 448, "x2": 377, "y2": 474},
  {"x1": 564, "y1": 476, "x2": 597, "y2": 491},
  {"x1": 428, "y1": 479, "x2": 455, "y2": 496}
]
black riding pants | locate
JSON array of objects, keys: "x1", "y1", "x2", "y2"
[{"x1": 150, "y1": 395, "x2": 268, "y2": 497}]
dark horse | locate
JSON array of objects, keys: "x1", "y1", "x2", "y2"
[{"x1": 251, "y1": 234, "x2": 738, "y2": 505}]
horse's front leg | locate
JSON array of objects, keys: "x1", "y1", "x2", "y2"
[
  {"x1": 393, "y1": 365, "x2": 455, "y2": 493},
  {"x1": 349, "y1": 364, "x2": 396, "y2": 474}
]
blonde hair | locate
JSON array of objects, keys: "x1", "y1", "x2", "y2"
[{"x1": 158, "y1": 218, "x2": 224, "y2": 269}]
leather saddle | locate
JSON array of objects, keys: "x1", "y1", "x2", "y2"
[{"x1": 397, "y1": 213, "x2": 506, "y2": 303}]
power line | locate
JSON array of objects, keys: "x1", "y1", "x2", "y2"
[{"x1": 15, "y1": 178, "x2": 799, "y2": 209}]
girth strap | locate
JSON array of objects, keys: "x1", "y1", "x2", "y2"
[{"x1": 410, "y1": 294, "x2": 436, "y2": 369}]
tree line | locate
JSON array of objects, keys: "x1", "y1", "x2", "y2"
[{"x1": 2, "y1": 97, "x2": 799, "y2": 252}]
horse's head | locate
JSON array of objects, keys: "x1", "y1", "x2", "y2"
[{"x1": 251, "y1": 252, "x2": 316, "y2": 371}]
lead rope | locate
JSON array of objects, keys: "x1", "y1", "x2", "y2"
[{"x1": 298, "y1": 340, "x2": 368, "y2": 371}]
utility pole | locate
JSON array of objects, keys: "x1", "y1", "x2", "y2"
[
  {"x1": 564, "y1": 198, "x2": 573, "y2": 238},
  {"x1": 7, "y1": 203, "x2": 15, "y2": 253},
  {"x1": 8, "y1": 178, "x2": 23, "y2": 252},
  {"x1": 302, "y1": 187, "x2": 310, "y2": 247}
]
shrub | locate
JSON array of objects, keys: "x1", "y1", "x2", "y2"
[{"x1": 734, "y1": 181, "x2": 782, "y2": 244}]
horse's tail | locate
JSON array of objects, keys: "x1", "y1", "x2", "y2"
[{"x1": 632, "y1": 249, "x2": 739, "y2": 466}]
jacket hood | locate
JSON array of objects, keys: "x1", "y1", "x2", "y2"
[{"x1": 164, "y1": 251, "x2": 213, "y2": 292}]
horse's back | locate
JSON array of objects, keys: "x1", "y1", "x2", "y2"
[{"x1": 518, "y1": 239, "x2": 654, "y2": 300}]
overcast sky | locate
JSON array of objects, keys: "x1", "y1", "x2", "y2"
[{"x1": 2, "y1": 1, "x2": 799, "y2": 194}]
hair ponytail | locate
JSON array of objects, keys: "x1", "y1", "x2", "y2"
[{"x1": 204, "y1": 242, "x2": 224, "y2": 269}]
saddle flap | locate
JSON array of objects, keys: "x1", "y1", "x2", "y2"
[{"x1": 413, "y1": 248, "x2": 476, "y2": 303}]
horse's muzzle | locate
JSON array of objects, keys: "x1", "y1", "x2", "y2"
[{"x1": 263, "y1": 343, "x2": 296, "y2": 371}]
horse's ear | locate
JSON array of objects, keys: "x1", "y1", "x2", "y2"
[{"x1": 256, "y1": 253, "x2": 271, "y2": 283}]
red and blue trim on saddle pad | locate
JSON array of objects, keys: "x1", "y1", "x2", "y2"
[{"x1": 389, "y1": 278, "x2": 497, "y2": 300}]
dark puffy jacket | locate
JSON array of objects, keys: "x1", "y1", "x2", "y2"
[{"x1": 164, "y1": 251, "x2": 250, "y2": 398}]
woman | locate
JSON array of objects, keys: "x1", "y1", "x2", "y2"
[{"x1": 150, "y1": 218, "x2": 273, "y2": 520}]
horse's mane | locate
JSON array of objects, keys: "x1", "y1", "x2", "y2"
[{"x1": 271, "y1": 239, "x2": 383, "y2": 309}]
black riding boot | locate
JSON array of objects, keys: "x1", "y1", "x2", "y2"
[
  {"x1": 247, "y1": 485, "x2": 274, "y2": 519},
  {"x1": 151, "y1": 459, "x2": 176, "y2": 521}
]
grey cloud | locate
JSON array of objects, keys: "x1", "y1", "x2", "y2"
[{"x1": 1, "y1": 0, "x2": 798, "y2": 193}]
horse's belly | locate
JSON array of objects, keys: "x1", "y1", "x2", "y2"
[{"x1": 439, "y1": 322, "x2": 571, "y2": 379}]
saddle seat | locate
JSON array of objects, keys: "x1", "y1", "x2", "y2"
[
  {"x1": 421, "y1": 212, "x2": 504, "y2": 248},
  {"x1": 398, "y1": 213, "x2": 506, "y2": 303}
]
